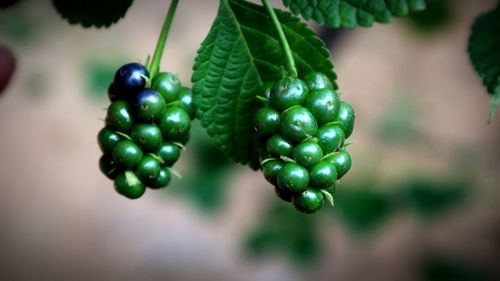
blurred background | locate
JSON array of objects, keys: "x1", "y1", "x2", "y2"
[{"x1": 1, "y1": 0, "x2": 500, "y2": 280}]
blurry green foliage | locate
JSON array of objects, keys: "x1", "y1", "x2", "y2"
[
  {"x1": 334, "y1": 178, "x2": 469, "y2": 235},
  {"x1": 334, "y1": 187, "x2": 395, "y2": 233},
  {"x1": 245, "y1": 201, "x2": 321, "y2": 265},
  {"x1": 173, "y1": 131, "x2": 472, "y2": 263},
  {"x1": 82, "y1": 59, "x2": 119, "y2": 102},
  {"x1": 0, "y1": 3, "x2": 38, "y2": 43},
  {"x1": 244, "y1": 176, "x2": 470, "y2": 265},
  {"x1": 173, "y1": 122, "x2": 234, "y2": 214},
  {"x1": 420, "y1": 256, "x2": 494, "y2": 281},
  {"x1": 375, "y1": 93, "x2": 420, "y2": 143},
  {"x1": 400, "y1": 178, "x2": 468, "y2": 219},
  {"x1": 406, "y1": 0, "x2": 452, "y2": 33}
]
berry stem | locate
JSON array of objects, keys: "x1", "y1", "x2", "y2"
[
  {"x1": 149, "y1": 0, "x2": 180, "y2": 79},
  {"x1": 262, "y1": 0, "x2": 298, "y2": 78}
]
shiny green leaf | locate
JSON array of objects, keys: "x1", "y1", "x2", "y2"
[{"x1": 283, "y1": 0, "x2": 426, "y2": 28}]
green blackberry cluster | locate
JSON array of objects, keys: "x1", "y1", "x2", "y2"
[
  {"x1": 255, "y1": 72, "x2": 355, "y2": 213},
  {"x1": 98, "y1": 62, "x2": 194, "y2": 199}
]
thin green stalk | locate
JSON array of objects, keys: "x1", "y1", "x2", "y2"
[
  {"x1": 261, "y1": 0, "x2": 297, "y2": 77},
  {"x1": 149, "y1": 0, "x2": 180, "y2": 79}
]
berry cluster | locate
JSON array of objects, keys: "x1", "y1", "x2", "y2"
[
  {"x1": 98, "y1": 62, "x2": 194, "y2": 199},
  {"x1": 256, "y1": 72, "x2": 355, "y2": 214}
]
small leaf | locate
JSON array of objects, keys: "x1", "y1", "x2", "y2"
[
  {"x1": 52, "y1": 0, "x2": 134, "y2": 28},
  {"x1": 280, "y1": 155, "x2": 296, "y2": 163},
  {"x1": 124, "y1": 171, "x2": 139, "y2": 186},
  {"x1": 171, "y1": 142, "x2": 185, "y2": 149},
  {"x1": 169, "y1": 168, "x2": 182, "y2": 179},
  {"x1": 148, "y1": 153, "x2": 165, "y2": 164},
  {"x1": 282, "y1": 0, "x2": 426, "y2": 28},
  {"x1": 468, "y1": 4, "x2": 500, "y2": 122},
  {"x1": 115, "y1": 132, "x2": 131, "y2": 140},
  {"x1": 192, "y1": 0, "x2": 336, "y2": 168},
  {"x1": 321, "y1": 190, "x2": 335, "y2": 206},
  {"x1": 260, "y1": 157, "x2": 279, "y2": 165}
]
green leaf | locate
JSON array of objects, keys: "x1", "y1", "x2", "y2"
[
  {"x1": 192, "y1": 0, "x2": 336, "y2": 168},
  {"x1": 489, "y1": 90, "x2": 500, "y2": 122},
  {"x1": 282, "y1": 0, "x2": 426, "y2": 28},
  {"x1": 52, "y1": 0, "x2": 134, "y2": 28},
  {"x1": 468, "y1": 3, "x2": 500, "y2": 123}
]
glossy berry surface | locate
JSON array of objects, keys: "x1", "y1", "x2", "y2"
[
  {"x1": 133, "y1": 88, "x2": 166, "y2": 121},
  {"x1": 270, "y1": 77, "x2": 309, "y2": 111},
  {"x1": 309, "y1": 161, "x2": 337, "y2": 188},
  {"x1": 131, "y1": 124, "x2": 162, "y2": 152},
  {"x1": 304, "y1": 72, "x2": 334, "y2": 91},
  {"x1": 262, "y1": 159, "x2": 284, "y2": 185},
  {"x1": 293, "y1": 189, "x2": 324, "y2": 214},
  {"x1": 159, "y1": 107, "x2": 191, "y2": 142},
  {"x1": 292, "y1": 141, "x2": 323, "y2": 168},
  {"x1": 105, "y1": 100, "x2": 134, "y2": 133},
  {"x1": 274, "y1": 186, "x2": 293, "y2": 202},
  {"x1": 304, "y1": 88, "x2": 340, "y2": 124},
  {"x1": 114, "y1": 172, "x2": 146, "y2": 199},
  {"x1": 112, "y1": 140, "x2": 143, "y2": 169},
  {"x1": 97, "y1": 127, "x2": 122, "y2": 153},
  {"x1": 280, "y1": 105, "x2": 318, "y2": 143},
  {"x1": 135, "y1": 155, "x2": 161, "y2": 182},
  {"x1": 108, "y1": 83, "x2": 121, "y2": 102},
  {"x1": 266, "y1": 134, "x2": 293, "y2": 157},
  {"x1": 258, "y1": 82, "x2": 273, "y2": 100},
  {"x1": 146, "y1": 167, "x2": 171, "y2": 189},
  {"x1": 316, "y1": 124, "x2": 345, "y2": 154},
  {"x1": 336, "y1": 101, "x2": 355, "y2": 138},
  {"x1": 277, "y1": 162, "x2": 309, "y2": 193},
  {"x1": 326, "y1": 150, "x2": 352, "y2": 179},
  {"x1": 151, "y1": 72, "x2": 181, "y2": 103},
  {"x1": 255, "y1": 106, "x2": 280, "y2": 137},
  {"x1": 178, "y1": 87, "x2": 195, "y2": 119},
  {"x1": 157, "y1": 142, "x2": 181, "y2": 166},
  {"x1": 255, "y1": 73, "x2": 354, "y2": 213},
  {"x1": 99, "y1": 63, "x2": 193, "y2": 199},
  {"x1": 113, "y1": 63, "x2": 149, "y2": 95},
  {"x1": 99, "y1": 154, "x2": 121, "y2": 180}
]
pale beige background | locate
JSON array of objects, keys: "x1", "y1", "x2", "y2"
[{"x1": 0, "y1": 1, "x2": 499, "y2": 280}]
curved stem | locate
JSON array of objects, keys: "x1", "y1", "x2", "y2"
[
  {"x1": 149, "y1": 0, "x2": 180, "y2": 79},
  {"x1": 262, "y1": 0, "x2": 298, "y2": 77}
]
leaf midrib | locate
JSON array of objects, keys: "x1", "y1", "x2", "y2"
[
  {"x1": 219, "y1": 0, "x2": 263, "y2": 157},
  {"x1": 224, "y1": 0, "x2": 264, "y2": 86}
]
